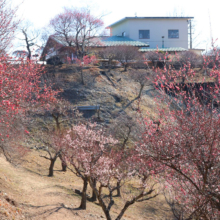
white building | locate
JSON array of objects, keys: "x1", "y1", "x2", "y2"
[{"x1": 107, "y1": 17, "x2": 194, "y2": 50}]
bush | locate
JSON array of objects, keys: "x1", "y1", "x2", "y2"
[
  {"x1": 180, "y1": 51, "x2": 203, "y2": 68},
  {"x1": 144, "y1": 51, "x2": 165, "y2": 68}
]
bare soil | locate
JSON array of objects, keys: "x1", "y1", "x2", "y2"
[{"x1": 0, "y1": 151, "x2": 173, "y2": 220}]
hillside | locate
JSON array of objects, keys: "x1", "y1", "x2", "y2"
[
  {"x1": 0, "y1": 65, "x2": 174, "y2": 220},
  {"x1": 44, "y1": 65, "x2": 160, "y2": 121},
  {"x1": 0, "y1": 151, "x2": 173, "y2": 220}
]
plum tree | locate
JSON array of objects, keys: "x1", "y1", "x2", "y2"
[
  {"x1": 139, "y1": 47, "x2": 220, "y2": 219},
  {"x1": 49, "y1": 7, "x2": 103, "y2": 58}
]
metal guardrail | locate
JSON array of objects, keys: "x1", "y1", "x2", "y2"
[
  {"x1": 77, "y1": 105, "x2": 100, "y2": 111},
  {"x1": 6, "y1": 60, "x2": 46, "y2": 65}
]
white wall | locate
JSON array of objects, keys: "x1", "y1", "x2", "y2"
[
  {"x1": 110, "y1": 18, "x2": 189, "y2": 49},
  {"x1": 110, "y1": 20, "x2": 130, "y2": 37}
]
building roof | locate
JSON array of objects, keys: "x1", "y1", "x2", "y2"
[
  {"x1": 50, "y1": 35, "x2": 149, "y2": 48},
  {"x1": 139, "y1": 47, "x2": 187, "y2": 52},
  {"x1": 50, "y1": 35, "x2": 69, "y2": 46},
  {"x1": 107, "y1": 16, "x2": 194, "y2": 28},
  {"x1": 98, "y1": 36, "x2": 149, "y2": 47}
]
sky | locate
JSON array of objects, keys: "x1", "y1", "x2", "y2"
[{"x1": 12, "y1": 0, "x2": 220, "y2": 50}]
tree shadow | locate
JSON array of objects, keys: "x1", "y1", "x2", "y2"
[
  {"x1": 121, "y1": 97, "x2": 139, "y2": 111},
  {"x1": 120, "y1": 86, "x2": 156, "y2": 112},
  {"x1": 23, "y1": 203, "x2": 82, "y2": 219},
  {"x1": 23, "y1": 167, "x2": 49, "y2": 177},
  {"x1": 53, "y1": 169, "x2": 67, "y2": 172}
]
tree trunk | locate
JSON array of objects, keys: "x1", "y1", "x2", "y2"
[
  {"x1": 81, "y1": 67, "x2": 85, "y2": 85},
  {"x1": 79, "y1": 177, "x2": 88, "y2": 209},
  {"x1": 22, "y1": 29, "x2": 31, "y2": 60},
  {"x1": 116, "y1": 180, "x2": 121, "y2": 197},
  {"x1": 59, "y1": 154, "x2": 67, "y2": 172},
  {"x1": 89, "y1": 179, "x2": 112, "y2": 220},
  {"x1": 91, "y1": 178, "x2": 97, "y2": 201},
  {"x1": 124, "y1": 63, "x2": 127, "y2": 72},
  {"x1": 108, "y1": 59, "x2": 112, "y2": 72},
  {"x1": 115, "y1": 200, "x2": 135, "y2": 220},
  {"x1": 101, "y1": 206, "x2": 112, "y2": 220},
  {"x1": 61, "y1": 160, "x2": 67, "y2": 172},
  {"x1": 137, "y1": 84, "x2": 144, "y2": 99},
  {"x1": 52, "y1": 114, "x2": 60, "y2": 131},
  {"x1": 48, "y1": 158, "x2": 56, "y2": 177}
]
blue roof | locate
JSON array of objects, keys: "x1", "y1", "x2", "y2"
[
  {"x1": 99, "y1": 36, "x2": 149, "y2": 47},
  {"x1": 139, "y1": 47, "x2": 187, "y2": 52},
  {"x1": 50, "y1": 35, "x2": 149, "y2": 47}
]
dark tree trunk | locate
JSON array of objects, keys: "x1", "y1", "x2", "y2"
[
  {"x1": 59, "y1": 154, "x2": 67, "y2": 172},
  {"x1": 137, "y1": 84, "x2": 144, "y2": 99},
  {"x1": 79, "y1": 177, "x2": 88, "y2": 209},
  {"x1": 91, "y1": 178, "x2": 97, "y2": 201},
  {"x1": 124, "y1": 63, "x2": 128, "y2": 72},
  {"x1": 61, "y1": 160, "x2": 67, "y2": 172},
  {"x1": 115, "y1": 200, "x2": 135, "y2": 220},
  {"x1": 89, "y1": 179, "x2": 112, "y2": 220},
  {"x1": 22, "y1": 29, "x2": 31, "y2": 60},
  {"x1": 81, "y1": 67, "x2": 85, "y2": 85},
  {"x1": 116, "y1": 180, "x2": 121, "y2": 197},
  {"x1": 48, "y1": 158, "x2": 56, "y2": 177},
  {"x1": 102, "y1": 207, "x2": 112, "y2": 220},
  {"x1": 52, "y1": 114, "x2": 61, "y2": 131},
  {"x1": 108, "y1": 59, "x2": 112, "y2": 72}
]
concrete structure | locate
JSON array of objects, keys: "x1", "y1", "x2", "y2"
[
  {"x1": 107, "y1": 17, "x2": 194, "y2": 49},
  {"x1": 189, "y1": 48, "x2": 205, "y2": 55}
]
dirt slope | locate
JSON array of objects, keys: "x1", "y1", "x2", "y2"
[
  {"x1": 0, "y1": 65, "x2": 173, "y2": 219},
  {"x1": 0, "y1": 151, "x2": 173, "y2": 220},
  {"x1": 44, "y1": 65, "x2": 160, "y2": 121}
]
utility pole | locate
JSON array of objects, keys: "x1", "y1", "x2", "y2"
[
  {"x1": 188, "y1": 19, "x2": 193, "y2": 49},
  {"x1": 208, "y1": 10, "x2": 214, "y2": 48},
  {"x1": 190, "y1": 20, "x2": 192, "y2": 49}
]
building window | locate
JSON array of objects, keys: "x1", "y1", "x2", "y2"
[
  {"x1": 168, "y1": 30, "x2": 179, "y2": 38},
  {"x1": 139, "y1": 30, "x2": 150, "y2": 39}
]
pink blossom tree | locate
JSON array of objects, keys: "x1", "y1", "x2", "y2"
[
  {"x1": 0, "y1": 0, "x2": 20, "y2": 52},
  {"x1": 35, "y1": 130, "x2": 65, "y2": 177},
  {"x1": 0, "y1": 57, "x2": 58, "y2": 161},
  {"x1": 63, "y1": 123, "x2": 161, "y2": 219},
  {"x1": 49, "y1": 7, "x2": 104, "y2": 58},
  {"x1": 87, "y1": 149, "x2": 161, "y2": 220},
  {"x1": 73, "y1": 55, "x2": 97, "y2": 85},
  {"x1": 33, "y1": 99, "x2": 78, "y2": 176},
  {"x1": 114, "y1": 45, "x2": 141, "y2": 71},
  {"x1": 139, "y1": 47, "x2": 220, "y2": 219},
  {"x1": 63, "y1": 123, "x2": 118, "y2": 210},
  {"x1": 99, "y1": 46, "x2": 118, "y2": 72}
]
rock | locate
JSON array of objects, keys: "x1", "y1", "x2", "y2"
[
  {"x1": 75, "y1": 189, "x2": 82, "y2": 195},
  {"x1": 4, "y1": 196, "x2": 18, "y2": 207}
]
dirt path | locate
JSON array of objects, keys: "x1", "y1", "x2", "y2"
[
  {"x1": 0, "y1": 153, "x2": 103, "y2": 220},
  {"x1": 0, "y1": 152, "x2": 172, "y2": 220}
]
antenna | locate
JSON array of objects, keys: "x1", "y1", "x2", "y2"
[
  {"x1": 189, "y1": 19, "x2": 192, "y2": 49},
  {"x1": 208, "y1": 9, "x2": 214, "y2": 48}
]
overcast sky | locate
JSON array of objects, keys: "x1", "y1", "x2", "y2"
[{"x1": 12, "y1": 0, "x2": 220, "y2": 50}]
